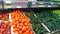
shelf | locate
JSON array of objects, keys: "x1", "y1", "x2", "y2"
[
  {"x1": 3, "y1": 0, "x2": 36, "y2": 4},
  {"x1": 0, "y1": 0, "x2": 60, "y2": 9},
  {"x1": 4, "y1": 1, "x2": 28, "y2": 4},
  {"x1": 3, "y1": 5, "x2": 60, "y2": 9},
  {"x1": 4, "y1": 5, "x2": 27, "y2": 9},
  {"x1": 3, "y1": 1, "x2": 60, "y2": 4}
]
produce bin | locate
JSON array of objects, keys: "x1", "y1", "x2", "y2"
[{"x1": 0, "y1": 8, "x2": 60, "y2": 34}]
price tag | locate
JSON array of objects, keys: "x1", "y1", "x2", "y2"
[
  {"x1": 5, "y1": 1, "x2": 11, "y2": 4},
  {"x1": 39, "y1": 5, "x2": 43, "y2": 7},
  {"x1": 4, "y1": 6, "x2": 11, "y2": 8},
  {"x1": 17, "y1": 6, "x2": 21, "y2": 8},
  {"x1": 28, "y1": 0, "x2": 36, "y2": 1}
]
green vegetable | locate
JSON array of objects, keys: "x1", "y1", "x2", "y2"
[{"x1": 25, "y1": 9, "x2": 60, "y2": 34}]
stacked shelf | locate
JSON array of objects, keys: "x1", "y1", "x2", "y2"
[
  {"x1": 0, "y1": 0, "x2": 59, "y2": 9},
  {"x1": 0, "y1": 0, "x2": 60, "y2": 34},
  {"x1": 3, "y1": 0, "x2": 28, "y2": 9}
]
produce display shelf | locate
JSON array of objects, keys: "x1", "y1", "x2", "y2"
[
  {"x1": 3, "y1": 5, "x2": 59, "y2": 9},
  {"x1": 4, "y1": 1, "x2": 28, "y2": 4},
  {"x1": 4, "y1": 1, "x2": 60, "y2": 5},
  {"x1": 4, "y1": 6, "x2": 28, "y2": 9},
  {"x1": 0, "y1": 0, "x2": 59, "y2": 9},
  {"x1": 3, "y1": 1, "x2": 60, "y2": 8},
  {"x1": 0, "y1": 0, "x2": 60, "y2": 34}
]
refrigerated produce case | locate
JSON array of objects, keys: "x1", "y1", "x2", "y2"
[{"x1": 0, "y1": 0, "x2": 60, "y2": 34}]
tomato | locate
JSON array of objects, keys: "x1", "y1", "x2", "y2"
[
  {"x1": 20, "y1": 23, "x2": 23, "y2": 25},
  {"x1": 7, "y1": 31, "x2": 11, "y2": 34},
  {"x1": 0, "y1": 32, "x2": 2, "y2": 34},
  {"x1": 24, "y1": 22, "x2": 28, "y2": 26},
  {"x1": 19, "y1": 31, "x2": 22, "y2": 34},
  {"x1": 0, "y1": 15, "x2": 2, "y2": 18},
  {"x1": 0, "y1": 28, "x2": 5, "y2": 32},
  {"x1": 14, "y1": 31, "x2": 18, "y2": 34},
  {"x1": 27, "y1": 28, "x2": 31, "y2": 31},
  {"x1": 3, "y1": 31, "x2": 6, "y2": 34},
  {"x1": 30, "y1": 31, "x2": 34, "y2": 34},
  {"x1": 1, "y1": 23, "x2": 6, "y2": 28},
  {"x1": 19, "y1": 25, "x2": 22, "y2": 29},
  {"x1": 12, "y1": 25, "x2": 16, "y2": 28},
  {"x1": 25, "y1": 30, "x2": 29, "y2": 33},
  {"x1": 16, "y1": 24, "x2": 20, "y2": 28},
  {"x1": 23, "y1": 32, "x2": 29, "y2": 34},
  {"x1": 0, "y1": 31, "x2": 2, "y2": 33}
]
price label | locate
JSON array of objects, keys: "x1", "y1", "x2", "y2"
[
  {"x1": 17, "y1": 6, "x2": 21, "y2": 8},
  {"x1": 28, "y1": 0, "x2": 36, "y2": 1},
  {"x1": 39, "y1": 5, "x2": 43, "y2": 7},
  {"x1": 4, "y1": 6, "x2": 11, "y2": 8}
]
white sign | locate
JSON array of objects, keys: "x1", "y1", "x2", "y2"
[
  {"x1": 28, "y1": 0, "x2": 36, "y2": 1},
  {"x1": 17, "y1": 6, "x2": 21, "y2": 8}
]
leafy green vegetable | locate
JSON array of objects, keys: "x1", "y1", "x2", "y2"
[{"x1": 25, "y1": 9, "x2": 60, "y2": 34}]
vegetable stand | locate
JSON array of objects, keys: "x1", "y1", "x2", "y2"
[{"x1": 0, "y1": 0, "x2": 60, "y2": 34}]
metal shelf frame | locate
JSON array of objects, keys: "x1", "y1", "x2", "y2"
[{"x1": 0, "y1": 0, "x2": 60, "y2": 9}]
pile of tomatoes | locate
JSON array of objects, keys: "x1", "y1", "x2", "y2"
[
  {"x1": 0, "y1": 12, "x2": 11, "y2": 34},
  {"x1": 0, "y1": 12, "x2": 9, "y2": 21},
  {"x1": 10, "y1": 10, "x2": 34, "y2": 34},
  {"x1": 0, "y1": 21, "x2": 11, "y2": 34},
  {"x1": 0, "y1": 10, "x2": 34, "y2": 34}
]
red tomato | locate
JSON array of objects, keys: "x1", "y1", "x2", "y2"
[
  {"x1": 19, "y1": 31, "x2": 22, "y2": 34},
  {"x1": 30, "y1": 31, "x2": 34, "y2": 34},
  {"x1": 0, "y1": 28, "x2": 5, "y2": 32},
  {"x1": 7, "y1": 31, "x2": 11, "y2": 34},
  {"x1": 14, "y1": 31, "x2": 18, "y2": 34},
  {"x1": 3, "y1": 25, "x2": 6, "y2": 28},
  {"x1": 0, "y1": 15, "x2": 2, "y2": 18},
  {"x1": 2, "y1": 31, "x2": 6, "y2": 34},
  {"x1": 0, "y1": 32, "x2": 2, "y2": 34},
  {"x1": 26, "y1": 30, "x2": 29, "y2": 33},
  {"x1": 20, "y1": 23, "x2": 23, "y2": 26},
  {"x1": 7, "y1": 26, "x2": 10, "y2": 29},
  {"x1": 7, "y1": 29, "x2": 11, "y2": 34},
  {"x1": 27, "y1": 28, "x2": 31, "y2": 31},
  {"x1": 19, "y1": 26, "x2": 22, "y2": 29}
]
